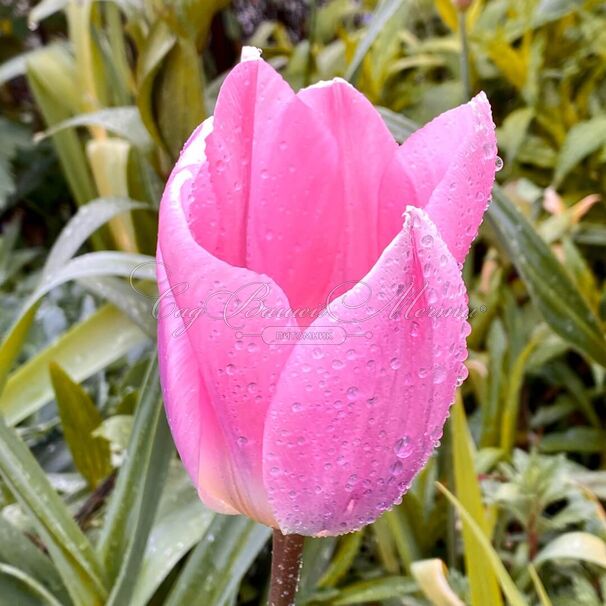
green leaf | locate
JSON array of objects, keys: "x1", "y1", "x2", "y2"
[
  {"x1": 0, "y1": 43, "x2": 68, "y2": 86},
  {"x1": 486, "y1": 187, "x2": 606, "y2": 368},
  {"x1": 0, "y1": 417, "x2": 107, "y2": 604},
  {"x1": 0, "y1": 197, "x2": 148, "y2": 395},
  {"x1": 528, "y1": 564, "x2": 552, "y2": 606},
  {"x1": 554, "y1": 117, "x2": 606, "y2": 185},
  {"x1": 500, "y1": 329, "x2": 544, "y2": 454},
  {"x1": 49, "y1": 362, "x2": 112, "y2": 489},
  {"x1": 136, "y1": 20, "x2": 176, "y2": 155},
  {"x1": 129, "y1": 464, "x2": 216, "y2": 606},
  {"x1": 0, "y1": 117, "x2": 31, "y2": 211},
  {"x1": 535, "y1": 532, "x2": 606, "y2": 569},
  {"x1": 297, "y1": 537, "x2": 338, "y2": 602},
  {"x1": 310, "y1": 576, "x2": 416, "y2": 605},
  {"x1": 317, "y1": 530, "x2": 364, "y2": 589},
  {"x1": 164, "y1": 516, "x2": 271, "y2": 606},
  {"x1": 0, "y1": 305, "x2": 146, "y2": 425},
  {"x1": 36, "y1": 107, "x2": 153, "y2": 151},
  {"x1": 538, "y1": 427, "x2": 606, "y2": 453},
  {"x1": 78, "y1": 276, "x2": 156, "y2": 336},
  {"x1": 155, "y1": 38, "x2": 206, "y2": 159},
  {"x1": 345, "y1": 0, "x2": 407, "y2": 82},
  {"x1": 436, "y1": 483, "x2": 528, "y2": 606},
  {"x1": 0, "y1": 563, "x2": 64, "y2": 606},
  {"x1": 44, "y1": 198, "x2": 148, "y2": 274},
  {"x1": 0, "y1": 516, "x2": 69, "y2": 604},
  {"x1": 26, "y1": 45, "x2": 97, "y2": 206},
  {"x1": 498, "y1": 107, "x2": 534, "y2": 165},
  {"x1": 451, "y1": 396, "x2": 504, "y2": 606},
  {"x1": 98, "y1": 356, "x2": 173, "y2": 605},
  {"x1": 383, "y1": 507, "x2": 421, "y2": 573}
]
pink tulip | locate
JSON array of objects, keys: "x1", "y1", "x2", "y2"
[{"x1": 156, "y1": 47, "x2": 497, "y2": 536}]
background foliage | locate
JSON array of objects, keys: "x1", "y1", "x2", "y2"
[{"x1": 1, "y1": 0, "x2": 606, "y2": 604}]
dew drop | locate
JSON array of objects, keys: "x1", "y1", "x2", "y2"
[
  {"x1": 410, "y1": 321, "x2": 420, "y2": 337},
  {"x1": 495, "y1": 156, "x2": 504, "y2": 171},
  {"x1": 421, "y1": 234, "x2": 434, "y2": 247},
  {"x1": 390, "y1": 460, "x2": 404, "y2": 475},
  {"x1": 433, "y1": 365, "x2": 446, "y2": 384},
  {"x1": 346, "y1": 386, "x2": 358, "y2": 400},
  {"x1": 394, "y1": 436, "x2": 413, "y2": 458},
  {"x1": 390, "y1": 357, "x2": 401, "y2": 370}
]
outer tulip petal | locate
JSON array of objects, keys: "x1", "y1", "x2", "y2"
[
  {"x1": 262, "y1": 207, "x2": 469, "y2": 536},
  {"x1": 158, "y1": 124, "x2": 300, "y2": 526},
  {"x1": 379, "y1": 92, "x2": 497, "y2": 264},
  {"x1": 157, "y1": 251, "x2": 238, "y2": 516}
]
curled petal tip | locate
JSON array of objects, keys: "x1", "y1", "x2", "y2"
[{"x1": 240, "y1": 46, "x2": 262, "y2": 62}]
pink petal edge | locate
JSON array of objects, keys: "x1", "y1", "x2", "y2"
[{"x1": 379, "y1": 92, "x2": 497, "y2": 264}]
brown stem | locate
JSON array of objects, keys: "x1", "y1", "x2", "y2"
[
  {"x1": 75, "y1": 471, "x2": 117, "y2": 530},
  {"x1": 269, "y1": 530, "x2": 305, "y2": 606}
]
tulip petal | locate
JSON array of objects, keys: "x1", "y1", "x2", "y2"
[
  {"x1": 263, "y1": 207, "x2": 469, "y2": 536},
  {"x1": 158, "y1": 121, "x2": 299, "y2": 526},
  {"x1": 379, "y1": 92, "x2": 497, "y2": 263},
  {"x1": 244, "y1": 94, "x2": 344, "y2": 314},
  {"x1": 157, "y1": 251, "x2": 238, "y2": 516},
  {"x1": 245, "y1": 78, "x2": 398, "y2": 314},
  {"x1": 295, "y1": 79, "x2": 399, "y2": 278},
  {"x1": 188, "y1": 55, "x2": 295, "y2": 266}
]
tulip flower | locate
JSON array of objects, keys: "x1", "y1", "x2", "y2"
[{"x1": 156, "y1": 47, "x2": 497, "y2": 540}]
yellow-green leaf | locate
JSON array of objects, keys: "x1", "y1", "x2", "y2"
[
  {"x1": 49, "y1": 362, "x2": 112, "y2": 489},
  {"x1": 452, "y1": 395, "x2": 504, "y2": 606},
  {"x1": 437, "y1": 483, "x2": 528, "y2": 606}
]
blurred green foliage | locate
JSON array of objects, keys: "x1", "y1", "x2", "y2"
[{"x1": 0, "y1": 0, "x2": 605, "y2": 604}]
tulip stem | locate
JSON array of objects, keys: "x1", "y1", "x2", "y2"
[
  {"x1": 269, "y1": 530, "x2": 305, "y2": 606},
  {"x1": 458, "y1": 11, "x2": 472, "y2": 100}
]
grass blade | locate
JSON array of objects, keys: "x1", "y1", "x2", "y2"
[
  {"x1": 451, "y1": 395, "x2": 503, "y2": 606},
  {"x1": 487, "y1": 187, "x2": 606, "y2": 368},
  {"x1": 0, "y1": 418, "x2": 107, "y2": 604},
  {"x1": 344, "y1": 0, "x2": 407, "y2": 82},
  {"x1": 0, "y1": 305, "x2": 146, "y2": 425},
  {"x1": 164, "y1": 516, "x2": 270, "y2": 606},
  {"x1": 436, "y1": 483, "x2": 528, "y2": 606},
  {"x1": 97, "y1": 355, "x2": 173, "y2": 604}
]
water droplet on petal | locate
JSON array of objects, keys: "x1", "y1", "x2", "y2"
[
  {"x1": 433, "y1": 365, "x2": 446, "y2": 384},
  {"x1": 394, "y1": 436, "x2": 413, "y2": 458},
  {"x1": 390, "y1": 460, "x2": 404, "y2": 475}
]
